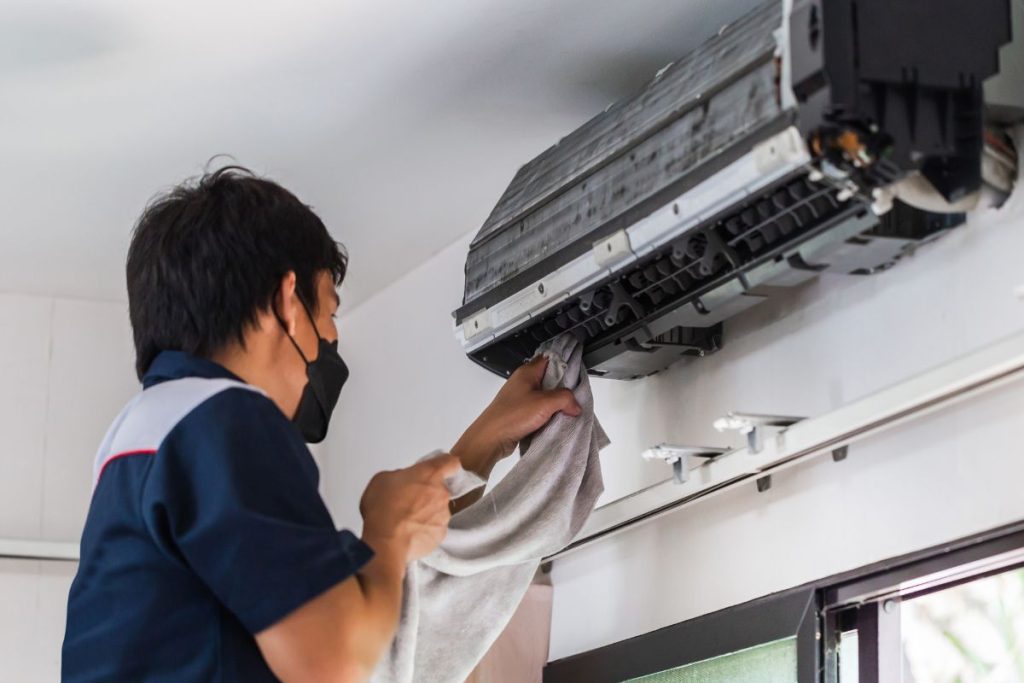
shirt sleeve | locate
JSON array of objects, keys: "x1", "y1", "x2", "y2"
[{"x1": 141, "y1": 387, "x2": 374, "y2": 634}]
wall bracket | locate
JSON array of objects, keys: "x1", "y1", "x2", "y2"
[
  {"x1": 713, "y1": 412, "x2": 805, "y2": 452},
  {"x1": 642, "y1": 444, "x2": 729, "y2": 484}
]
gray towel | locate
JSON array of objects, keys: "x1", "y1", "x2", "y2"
[{"x1": 370, "y1": 333, "x2": 607, "y2": 683}]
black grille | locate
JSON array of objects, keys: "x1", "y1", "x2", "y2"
[{"x1": 470, "y1": 173, "x2": 854, "y2": 376}]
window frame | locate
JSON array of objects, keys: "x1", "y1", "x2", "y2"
[
  {"x1": 821, "y1": 522, "x2": 1024, "y2": 683},
  {"x1": 544, "y1": 520, "x2": 1024, "y2": 683},
  {"x1": 543, "y1": 585, "x2": 819, "y2": 682}
]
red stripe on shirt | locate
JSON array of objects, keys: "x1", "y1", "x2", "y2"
[{"x1": 96, "y1": 449, "x2": 158, "y2": 485}]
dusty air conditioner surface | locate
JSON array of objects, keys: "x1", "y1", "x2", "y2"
[{"x1": 453, "y1": 0, "x2": 1022, "y2": 380}]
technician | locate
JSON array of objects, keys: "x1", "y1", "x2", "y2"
[{"x1": 61, "y1": 167, "x2": 581, "y2": 682}]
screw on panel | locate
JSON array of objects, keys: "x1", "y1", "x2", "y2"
[
  {"x1": 832, "y1": 446, "x2": 849, "y2": 462},
  {"x1": 756, "y1": 475, "x2": 772, "y2": 493}
]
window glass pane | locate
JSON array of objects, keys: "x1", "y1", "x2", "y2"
[
  {"x1": 902, "y1": 567, "x2": 1024, "y2": 682},
  {"x1": 839, "y1": 630, "x2": 859, "y2": 682},
  {"x1": 622, "y1": 637, "x2": 797, "y2": 683}
]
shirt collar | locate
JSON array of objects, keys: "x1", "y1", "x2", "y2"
[{"x1": 143, "y1": 350, "x2": 245, "y2": 389}]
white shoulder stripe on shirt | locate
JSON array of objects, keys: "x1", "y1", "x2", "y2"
[{"x1": 92, "y1": 377, "x2": 264, "y2": 489}]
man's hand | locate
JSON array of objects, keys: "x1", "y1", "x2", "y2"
[
  {"x1": 359, "y1": 452, "x2": 460, "y2": 562},
  {"x1": 452, "y1": 354, "x2": 582, "y2": 485},
  {"x1": 255, "y1": 454, "x2": 461, "y2": 683}
]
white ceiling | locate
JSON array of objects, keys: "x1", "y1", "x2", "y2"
[{"x1": 0, "y1": 0, "x2": 762, "y2": 313}]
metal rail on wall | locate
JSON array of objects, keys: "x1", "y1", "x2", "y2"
[
  {"x1": 0, "y1": 538, "x2": 79, "y2": 562},
  {"x1": 546, "y1": 329, "x2": 1024, "y2": 562}
]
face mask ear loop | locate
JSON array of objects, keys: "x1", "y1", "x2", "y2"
[
  {"x1": 298, "y1": 298, "x2": 324, "y2": 342},
  {"x1": 272, "y1": 299, "x2": 313, "y2": 366}
]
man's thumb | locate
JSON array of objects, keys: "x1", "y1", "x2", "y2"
[{"x1": 544, "y1": 387, "x2": 582, "y2": 417}]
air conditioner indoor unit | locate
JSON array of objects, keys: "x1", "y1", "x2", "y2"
[{"x1": 453, "y1": 0, "x2": 1023, "y2": 380}]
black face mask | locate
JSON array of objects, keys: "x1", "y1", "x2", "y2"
[{"x1": 282, "y1": 301, "x2": 349, "y2": 443}]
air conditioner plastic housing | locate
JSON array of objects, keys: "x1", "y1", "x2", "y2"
[{"x1": 453, "y1": 0, "x2": 1019, "y2": 380}]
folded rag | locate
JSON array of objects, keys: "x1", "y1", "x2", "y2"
[{"x1": 370, "y1": 333, "x2": 608, "y2": 683}]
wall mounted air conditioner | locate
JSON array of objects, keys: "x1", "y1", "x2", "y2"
[{"x1": 453, "y1": 0, "x2": 1022, "y2": 380}]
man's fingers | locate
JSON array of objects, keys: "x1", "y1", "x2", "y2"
[
  {"x1": 433, "y1": 507, "x2": 452, "y2": 528},
  {"x1": 425, "y1": 452, "x2": 462, "y2": 480},
  {"x1": 518, "y1": 354, "x2": 549, "y2": 387},
  {"x1": 544, "y1": 387, "x2": 582, "y2": 417}
]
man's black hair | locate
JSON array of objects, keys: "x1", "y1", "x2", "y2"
[{"x1": 126, "y1": 165, "x2": 347, "y2": 380}]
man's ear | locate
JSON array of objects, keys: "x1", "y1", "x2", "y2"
[{"x1": 274, "y1": 271, "x2": 300, "y2": 337}]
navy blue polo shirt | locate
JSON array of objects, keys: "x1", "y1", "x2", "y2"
[{"x1": 63, "y1": 351, "x2": 374, "y2": 682}]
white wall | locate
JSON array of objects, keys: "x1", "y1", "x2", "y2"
[
  {"x1": 323, "y1": 234, "x2": 506, "y2": 534},
  {"x1": 322, "y1": 179, "x2": 1024, "y2": 662},
  {"x1": 0, "y1": 293, "x2": 137, "y2": 681}
]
